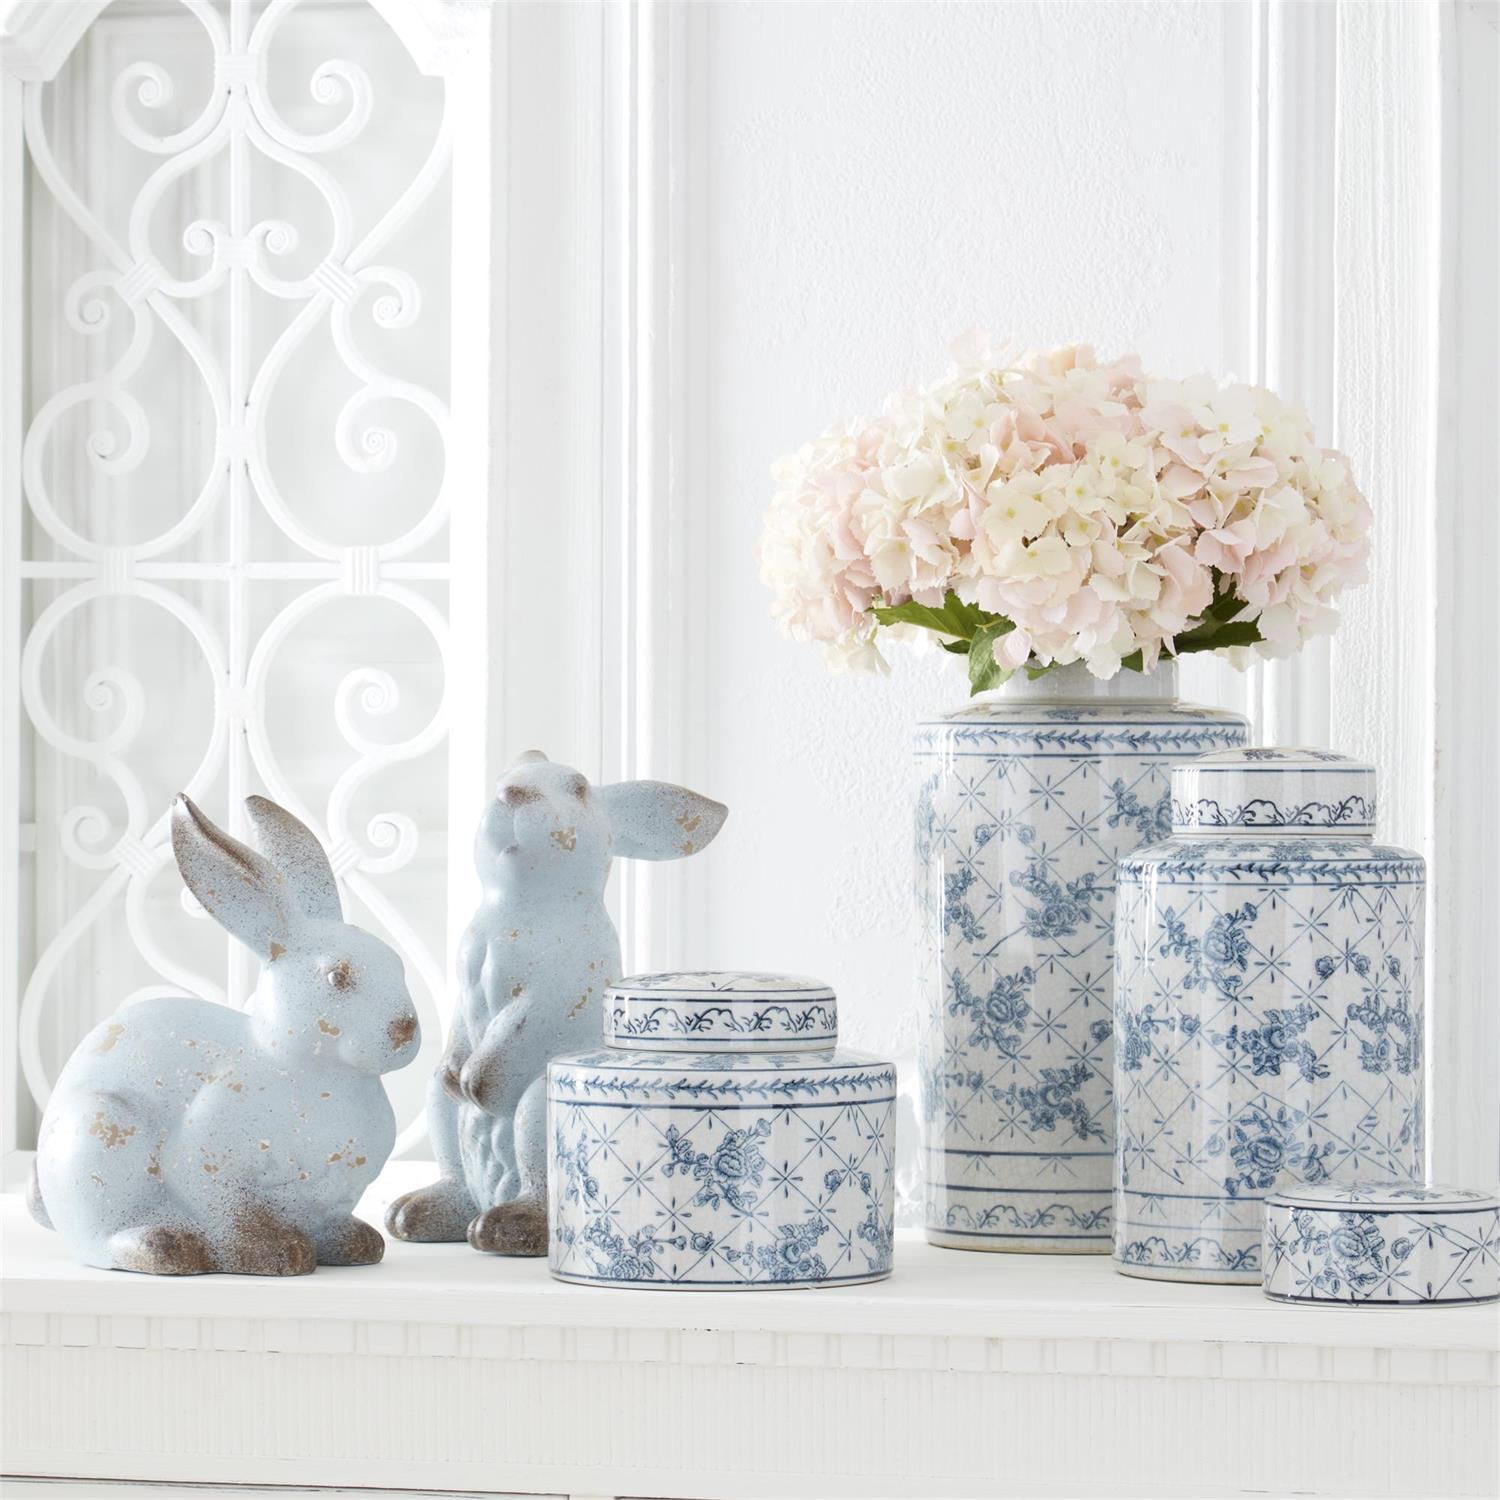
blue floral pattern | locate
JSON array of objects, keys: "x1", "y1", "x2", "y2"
[
  {"x1": 1263, "y1": 1186, "x2": 1499, "y2": 1305},
  {"x1": 549, "y1": 1044, "x2": 895, "y2": 1288},
  {"x1": 611, "y1": 1002, "x2": 837, "y2": 1046},
  {"x1": 1114, "y1": 818, "x2": 1425, "y2": 1282},
  {"x1": 725, "y1": 1216, "x2": 830, "y2": 1282},
  {"x1": 662, "y1": 1117, "x2": 771, "y2": 1212},
  {"x1": 999, "y1": 1061, "x2": 1105, "y2": 1141},
  {"x1": 1010, "y1": 860, "x2": 1102, "y2": 942},
  {"x1": 1207, "y1": 1100, "x2": 1335, "y2": 1197},
  {"x1": 1214, "y1": 1003, "x2": 1329, "y2": 1083},
  {"x1": 948, "y1": 967, "x2": 1034, "y2": 1057},
  {"x1": 917, "y1": 696, "x2": 1248, "y2": 1249},
  {"x1": 605, "y1": 971, "x2": 838, "y2": 1049},
  {"x1": 1172, "y1": 794, "x2": 1375, "y2": 831},
  {"x1": 1107, "y1": 778, "x2": 1173, "y2": 843},
  {"x1": 944, "y1": 867, "x2": 987, "y2": 944}
]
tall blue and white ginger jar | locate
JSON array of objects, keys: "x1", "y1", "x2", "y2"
[
  {"x1": 1113, "y1": 747, "x2": 1426, "y2": 1283},
  {"x1": 916, "y1": 662, "x2": 1247, "y2": 1252},
  {"x1": 548, "y1": 972, "x2": 896, "y2": 1288}
]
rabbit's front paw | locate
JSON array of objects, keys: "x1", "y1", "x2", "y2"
[
  {"x1": 216, "y1": 1209, "x2": 317, "y2": 1276},
  {"x1": 109, "y1": 1224, "x2": 219, "y2": 1275},
  {"x1": 386, "y1": 1177, "x2": 475, "y2": 1242},
  {"x1": 467, "y1": 1199, "x2": 547, "y2": 1257},
  {"x1": 315, "y1": 1215, "x2": 384, "y2": 1266},
  {"x1": 458, "y1": 1049, "x2": 503, "y2": 1111}
]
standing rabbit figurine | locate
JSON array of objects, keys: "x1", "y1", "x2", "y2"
[
  {"x1": 387, "y1": 752, "x2": 727, "y2": 1255},
  {"x1": 29, "y1": 795, "x2": 420, "y2": 1275}
]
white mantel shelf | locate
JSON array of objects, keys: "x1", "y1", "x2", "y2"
[{"x1": 3, "y1": 1183, "x2": 1497, "y2": 1500}]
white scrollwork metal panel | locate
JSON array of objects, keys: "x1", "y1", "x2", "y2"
[{"x1": 8, "y1": 0, "x2": 466, "y2": 1153}]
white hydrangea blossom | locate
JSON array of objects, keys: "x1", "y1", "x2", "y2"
[{"x1": 759, "y1": 343, "x2": 1371, "y2": 682}]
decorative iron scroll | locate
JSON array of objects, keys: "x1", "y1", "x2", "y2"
[{"x1": 15, "y1": 0, "x2": 457, "y2": 1150}]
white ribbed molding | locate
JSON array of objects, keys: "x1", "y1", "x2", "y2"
[{"x1": 3, "y1": 1183, "x2": 1496, "y2": 1499}]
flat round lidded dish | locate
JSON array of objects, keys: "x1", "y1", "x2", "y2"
[
  {"x1": 548, "y1": 970, "x2": 895, "y2": 1290},
  {"x1": 1262, "y1": 1180, "x2": 1499, "y2": 1307},
  {"x1": 1171, "y1": 746, "x2": 1376, "y2": 836},
  {"x1": 605, "y1": 969, "x2": 837, "y2": 1052}
]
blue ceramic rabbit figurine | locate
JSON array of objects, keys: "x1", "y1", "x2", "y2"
[
  {"x1": 386, "y1": 752, "x2": 727, "y2": 1255},
  {"x1": 29, "y1": 795, "x2": 420, "y2": 1275}
]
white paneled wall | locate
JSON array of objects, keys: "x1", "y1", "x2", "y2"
[{"x1": 4, "y1": 0, "x2": 1495, "y2": 1193}]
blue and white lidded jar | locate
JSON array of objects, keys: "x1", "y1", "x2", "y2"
[
  {"x1": 1113, "y1": 748, "x2": 1426, "y2": 1283},
  {"x1": 1263, "y1": 1181, "x2": 1499, "y2": 1307},
  {"x1": 547, "y1": 972, "x2": 896, "y2": 1288},
  {"x1": 916, "y1": 661, "x2": 1247, "y2": 1253}
]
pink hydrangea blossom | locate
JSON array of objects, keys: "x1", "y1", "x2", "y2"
[{"x1": 759, "y1": 342, "x2": 1371, "y2": 681}]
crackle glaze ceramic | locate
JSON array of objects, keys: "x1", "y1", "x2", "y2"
[
  {"x1": 386, "y1": 754, "x2": 727, "y2": 1257},
  {"x1": 1114, "y1": 748, "x2": 1426, "y2": 1284},
  {"x1": 1262, "y1": 1180, "x2": 1500, "y2": 1307},
  {"x1": 548, "y1": 971, "x2": 896, "y2": 1289},
  {"x1": 916, "y1": 662, "x2": 1247, "y2": 1252},
  {"x1": 606, "y1": 971, "x2": 838, "y2": 1052},
  {"x1": 31, "y1": 795, "x2": 420, "y2": 1276}
]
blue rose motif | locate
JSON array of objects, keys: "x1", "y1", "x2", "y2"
[
  {"x1": 662, "y1": 1117, "x2": 772, "y2": 1213},
  {"x1": 949, "y1": 966, "x2": 1035, "y2": 1056},
  {"x1": 1200, "y1": 903, "x2": 1256, "y2": 986}
]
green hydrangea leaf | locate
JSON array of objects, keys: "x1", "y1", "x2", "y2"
[
  {"x1": 968, "y1": 619, "x2": 1017, "y2": 695},
  {"x1": 871, "y1": 591, "x2": 995, "y2": 642}
]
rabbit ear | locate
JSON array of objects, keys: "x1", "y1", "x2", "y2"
[
  {"x1": 595, "y1": 780, "x2": 728, "y2": 861},
  {"x1": 171, "y1": 795, "x2": 298, "y2": 960},
  {"x1": 243, "y1": 795, "x2": 342, "y2": 923}
]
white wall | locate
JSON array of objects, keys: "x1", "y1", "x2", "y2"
[{"x1": 690, "y1": 0, "x2": 1255, "y2": 1073}]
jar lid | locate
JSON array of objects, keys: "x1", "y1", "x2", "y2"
[
  {"x1": 603, "y1": 971, "x2": 838, "y2": 1052},
  {"x1": 1262, "y1": 1181, "x2": 1500, "y2": 1307},
  {"x1": 1265, "y1": 1180, "x2": 1496, "y2": 1213},
  {"x1": 1171, "y1": 747, "x2": 1375, "y2": 835}
]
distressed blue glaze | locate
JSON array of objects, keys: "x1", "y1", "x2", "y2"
[
  {"x1": 1262, "y1": 1181, "x2": 1499, "y2": 1306},
  {"x1": 548, "y1": 973, "x2": 896, "y2": 1289},
  {"x1": 916, "y1": 663, "x2": 1248, "y2": 1252},
  {"x1": 385, "y1": 755, "x2": 727, "y2": 1256},
  {"x1": 30, "y1": 795, "x2": 420, "y2": 1276},
  {"x1": 1114, "y1": 752, "x2": 1426, "y2": 1284}
]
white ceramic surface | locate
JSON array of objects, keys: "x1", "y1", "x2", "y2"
[
  {"x1": 548, "y1": 972, "x2": 895, "y2": 1289},
  {"x1": 916, "y1": 663, "x2": 1248, "y2": 1252},
  {"x1": 604, "y1": 970, "x2": 837, "y2": 1052},
  {"x1": 1172, "y1": 746, "x2": 1377, "y2": 836},
  {"x1": 1114, "y1": 751, "x2": 1426, "y2": 1284},
  {"x1": 1263, "y1": 1180, "x2": 1499, "y2": 1306}
]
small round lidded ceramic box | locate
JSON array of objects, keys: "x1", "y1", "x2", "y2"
[
  {"x1": 1263, "y1": 1181, "x2": 1499, "y2": 1307},
  {"x1": 1113, "y1": 748, "x2": 1426, "y2": 1284},
  {"x1": 547, "y1": 972, "x2": 896, "y2": 1288}
]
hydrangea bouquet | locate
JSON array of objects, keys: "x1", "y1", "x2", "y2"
[{"x1": 759, "y1": 339, "x2": 1370, "y2": 693}]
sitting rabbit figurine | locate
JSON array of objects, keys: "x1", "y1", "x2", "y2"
[
  {"x1": 386, "y1": 752, "x2": 727, "y2": 1255},
  {"x1": 28, "y1": 794, "x2": 420, "y2": 1275}
]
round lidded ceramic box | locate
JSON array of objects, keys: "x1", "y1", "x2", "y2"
[
  {"x1": 548, "y1": 971, "x2": 896, "y2": 1288},
  {"x1": 1263, "y1": 1181, "x2": 1499, "y2": 1306},
  {"x1": 1113, "y1": 748, "x2": 1426, "y2": 1284},
  {"x1": 604, "y1": 970, "x2": 838, "y2": 1052}
]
